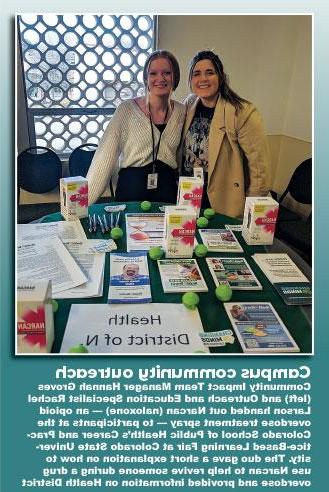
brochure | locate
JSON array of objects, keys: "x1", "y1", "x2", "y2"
[
  {"x1": 252, "y1": 253, "x2": 312, "y2": 305},
  {"x1": 225, "y1": 224, "x2": 243, "y2": 232},
  {"x1": 108, "y1": 252, "x2": 151, "y2": 303},
  {"x1": 252, "y1": 253, "x2": 309, "y2": 283},
  {"x1": 199, "y1": 228, "x2": 243, "y2": 252},
  {"x1": 272, "y1": 282, "x2": 312, "y2": 305},
  {"x1": 60, "y1": 303, "x2": 208, "y2": 354},
  {"x1": 224, "y1": 302, "x2": 299, "y2": 353},
  {"x1": 125, "y1": 213, "x2": 164, "y2": 251},
  {"x1": 157, "y1": 258, "x2": 208, "y2": 293},
  {"x1": 206, "y1": 257, "x2": 262, "y2": 289}
]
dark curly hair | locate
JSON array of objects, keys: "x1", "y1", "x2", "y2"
[
  {"x1": 143, "y1": 50, "x2": 180, "y2": 91},
  {"x1": 188, "y1": 50, "x2": 248, "y2": 110}
]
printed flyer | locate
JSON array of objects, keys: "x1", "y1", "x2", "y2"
[
  {"x1": 1, "y1": 2, "x2": 329, "y2": 492},
  {"x1": 199, "y1": 228, "x2": 244, "y2": 252},
  {"x1": 108, "y1": 252, "x2": 152, "y2": 303},
  {"x1": 206, "y1": 257, "x2": 262, "y2": 289},
  {"x1": 158, "y1": 258, "x2": 208, "y2": 292}
]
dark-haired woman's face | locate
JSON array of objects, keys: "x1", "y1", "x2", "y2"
[{"x1": 191, "y1": 59, "x2": 220, "y2": 106}]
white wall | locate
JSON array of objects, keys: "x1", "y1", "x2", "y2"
[
  {"x1": 283, "y1": 16, "x2": 312, "y2": 141},
  {"x1": 158, "y1": 14, "x2": 312, "y2": 142}
]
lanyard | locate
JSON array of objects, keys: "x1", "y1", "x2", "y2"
[{"x1": 149, "y1": 104, "x2": 169, "y2": 173}]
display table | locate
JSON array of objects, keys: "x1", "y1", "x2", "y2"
[{"x1": 41, "y1": 202, "x2": 312, "y2": 354}]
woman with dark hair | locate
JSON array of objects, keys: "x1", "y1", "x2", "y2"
[
  {"x1": 182, "y1": 50, "x2": 270, "y2": 217},
  {"x1": 87, "y1": 50, "x2": 185, "y2": 204}
]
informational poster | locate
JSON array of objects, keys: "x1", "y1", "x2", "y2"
[{"x1": 1, "y1": 3, "x2": 328, "y2": 492}]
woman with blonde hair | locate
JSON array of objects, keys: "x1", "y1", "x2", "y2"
[
  {"x1": 182, "y1": 50, "x2": 270, "y2": 217},
  {"x1": 87, "y1": 50, "x2": 185, "y2": 204}
]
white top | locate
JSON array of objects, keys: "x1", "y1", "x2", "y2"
[{"x1": 87, "y1": 99, "x2": 186, "y2": 204}]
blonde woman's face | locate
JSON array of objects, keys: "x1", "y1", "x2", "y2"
[
  {"x1": 147, "y1": 58, "x2": 173, "y2": 96},
  {"x1": 191, "y1": 59, "x2": 220, "y2": 106}
]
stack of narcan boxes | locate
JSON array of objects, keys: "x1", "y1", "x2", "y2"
[
  {"x1": 242, "y1": 196, "x2": 279, "y2": 245},
  {"x1": 164, "y1": 206, "x2": 197, "y2": 258},
  {"x1": 17, "y1": 280, "x2": 54, "y2": 354},
  {"x1": 177, "y1": 176, "x2": 203, "y2": 217},
  {"x1": 60, "y1": 176, "x2": 88, "y2": 220}
]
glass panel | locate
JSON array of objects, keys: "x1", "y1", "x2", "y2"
[
  {"x1": 34, "y1": 113, "x2": 114, "y2": 155},
  {"x1": 18, "y1": 14, "x2": 155, "y2": 155}
]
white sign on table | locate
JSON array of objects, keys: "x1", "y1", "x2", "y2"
[{"x1": 60, "y1": 303, "x2": 208, "y2": 354}]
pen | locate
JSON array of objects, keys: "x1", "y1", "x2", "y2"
[
  {"x1": 103, "y1": 214, "x2": 109, "y2": 232},
  {"x1": 115, "y1": 211, "x2": 121, "y2": 227},
  {"x1": 93, "y1": 213, "x2": 97, "y2": 232},
  {"x1": 88, "y1": 214, "x2": 93, "y2": 233},
  {"x1": 97, "y1": 215, "x2": 105, "y2": 234},
  {"x1": 110, "y1": 213, "x2": 114, "y2": 229}
]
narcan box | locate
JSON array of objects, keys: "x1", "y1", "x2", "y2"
[
  {"x1": 242, "y1": 196, "x2": 279, "y2": 245},
  {"x1": 164, "y1": 205, "x2": 197, "y2": 258},
  {"x1": 177, "y1": 176, "x2": 203, "y2": 217},
  {"x1": 60, "y1": 176, "x2": 88, "y2": 220},
  {"x1": 17, "y1": 280, "x2": 54, "y2": 354}
]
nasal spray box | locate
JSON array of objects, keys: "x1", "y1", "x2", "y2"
[
  {"x1": 164, "y1": 206, "x2": 197, "y2": 258},
  {"x1": 242, "y1": 196, "x2": 279, "y2": 245},
  {"x1": 60, "y1": 176, "x2": 88, "y2": 220},
  {"x1": 177, "y1": 176, "x2": 204, "y2": 217},
  {"x1": 17, "y1": 280, "x2": 54, "y2": 354}
]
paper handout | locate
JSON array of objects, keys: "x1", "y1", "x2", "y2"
[
  {"x1": 252, "y1": 253, "x2": 311, "y2": 305},
  {"x1": 199, "y1": 228, "x2": 243, "y2": 252},
  {"x1": 108, "y1": 252, "x2": 151, "y2": 303},
  {"x1": 17, "y1": 237, "x2": 87, "y2": 294},
  {"x1": 125, "y1": 213, "x2": 164, "y2": 251},
  {"x1": 55, "y1": 240, "x2": 105, "y2": 299},
  {"x1": 17, "y1": 220, "x2": 86, "y2": 242},
  {"x1": 224, "y1": 302, "x2": 299, "y2": 353}
]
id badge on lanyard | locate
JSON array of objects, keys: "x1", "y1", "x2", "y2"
[
  {"x1": 147, "y1": 172, "x2": 158, "y2": 190},
  {"x1": 194, "y1": 166, "x2": 204, "y2": 181}
]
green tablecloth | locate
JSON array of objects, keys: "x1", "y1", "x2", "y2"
[{"x1": 42, "y1": 202, "x2": 312, "y2": 354}]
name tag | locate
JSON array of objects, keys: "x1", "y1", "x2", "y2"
[
  {"x1": 147, "y1": 173, "x2": 158, "y2": 190},
  {"x1": 194, "y1": 167, "x2": 204, "y2": 180}
]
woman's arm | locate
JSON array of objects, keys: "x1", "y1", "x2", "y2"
[
  {"x1": 236, "y1": 104, "x2": 270, "y2": 197},
  {"x1": 87, "y1": 106, "x2": 123, "y2": 205}
]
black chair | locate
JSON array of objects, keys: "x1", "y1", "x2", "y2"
[
  {"x1": 17, "y1": 146, "x2": 62, "y2": 223},
  {"x1": 69, "y1": 143, "x2": 115, "y2": 201},
  {"x1": 18, "y1": 146, "x2": 62, "y2": 194},
  {"x1": 271, "y1": 158, "x2": 312, "y2": 221},
  {"x1": 68, "y1": 143, "x2": 98, "y2": 178},
  {"x1": 272, "y1": 158, "x2": 312, "y2": 264},
  {"x1": 277, "y1": 214, "x2": 312, "y2": 264}
]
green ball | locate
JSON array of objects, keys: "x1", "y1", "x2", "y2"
[
  {"x1": 215, "y1": 284, "x2": 233, "y2": 302},
  {"x1": 194, "y1": 244, "x2": 208, "y2": 258},
  {"x1": 110, "y1": 227, "x2": 124, "y2": 240},
  {"x1": 149, "y1": 246, "x2": 164, "y2": 260},
  {"x1": 140, "y1": 200, "x2": 152, "y2": 211},
  {"x1": 52, "y1": 300, "x2": 59, "y2": 313},
  {"x1": 182, "y1": 292, "x2": 200, "y2": 310},
  {"x1": 197, "y1": 216, "x2": 209, "y2": 228},
  {"x1": 204, "y1": 208, "x2": 215, "y2": 219},
  {"x1": 68, "y1": 344, "x2": 89, "y2": 354}
]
